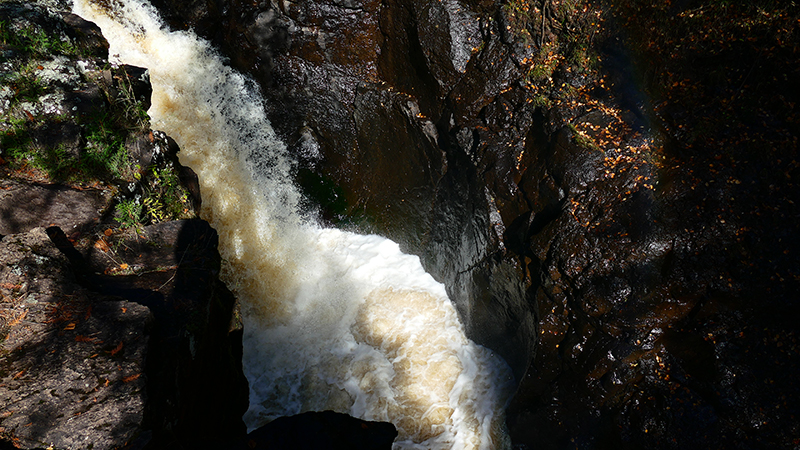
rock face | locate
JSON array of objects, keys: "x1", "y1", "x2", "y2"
[
  {"x1": 0, "y1": 227, "x2": 152, "y2": 450},
  {"x1": 0, "y1": 179, "x2": 113, "y2": 236},
  {"x1": 145, "y1": 0, "x2": 800, "y2": 448}
]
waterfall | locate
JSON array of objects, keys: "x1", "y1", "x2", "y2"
[{"x1": 73, "y1": 1, "x2": 513, "y2": 448}]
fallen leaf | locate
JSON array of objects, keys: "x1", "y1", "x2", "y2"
[
  {"x1": 122, "y1": 373, "x2": 141, "y2": 383},
  {"x1": 94, "y1": 238, "x2": 110, "y2": 252},
  {"x1": 110, "y1": 341, "x2": 123, "y2": 356},
  {"x1": 104, "y1": 228, "x2": 113, "y2": 237},
  {"x1": 63, "y1": 323, "x2": 76, "y2": 331}
]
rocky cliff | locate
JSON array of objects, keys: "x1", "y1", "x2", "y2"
[{"x1": 144, "y1": 0, "x2": 800, "y2": 448}]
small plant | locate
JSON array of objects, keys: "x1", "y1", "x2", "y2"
[
  {"x1": 1, "y1": 114, "x2": 29, "y2": 152},
  {"x1": 9, "y1": 70, "x2": 45, "y2": 103},
  {"x1": 141, "y1": 165, "x2": 193, "y2": 223},
  {"x1": 568, "y1": 122, "x2": 601, "y2": 151},
  {"x1": 1, "y1": 62, "x2": 47, "y2": 108},
  {"x1": 80, "y1": 115, "x2": 136, "y2": 181},
  {"x1": 114, "y1": 71, "x2": 150, "y2": 131},
  {"x1": 115, "y1": 198, "x2": 143, "y2": 229}
]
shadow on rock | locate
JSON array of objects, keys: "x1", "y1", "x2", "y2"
[{"x1": 236, "y1": 411, "x2": 397, "y2": 450}]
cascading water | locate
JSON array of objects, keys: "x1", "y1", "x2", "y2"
[{"x1": 73, "y1": 1, "x2": 513, "y2": 448}]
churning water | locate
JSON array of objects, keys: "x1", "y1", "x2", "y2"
[{"x1": 73, "y1": 1, "x2": 513, "y2": 448}]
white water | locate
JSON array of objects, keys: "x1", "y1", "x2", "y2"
[{"x1": 73, "y1": 1, "x2": 513, "y2": 448}]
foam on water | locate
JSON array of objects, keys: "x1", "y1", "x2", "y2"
[{"x1": 73, "y1": 1, "x2": 513, "y2": 448}]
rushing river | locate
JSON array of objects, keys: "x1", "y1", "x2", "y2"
[{"x1": 73, "y1": 1, "x2": 513, "y2": 448}]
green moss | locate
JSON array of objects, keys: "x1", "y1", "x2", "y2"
[
  {"x1": 530, "y1": 94, "x2": 552, "y2": 109},
  {"x1": 567, "y1": 122, "x2": 600, "y2": 151},
  {"x1": 526, "y1": 42, "x2": 561, "y2": 82}
]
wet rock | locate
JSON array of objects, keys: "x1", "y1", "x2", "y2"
[
  {"x1": 448, "y1": 35, "x2": 521, "y2": 124},
  {"x1": 350, "y1": 84, "x2": 444, "y2": 248},
  {"x1": 0, "y1": 227, "x2": 151, "y2": 450}
]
